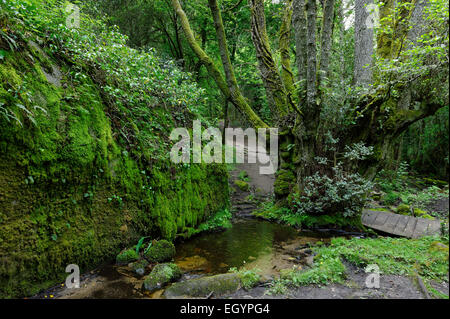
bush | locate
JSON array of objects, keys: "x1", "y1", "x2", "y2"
[
  {"x1": 293, "y1": 163, "x2": 373, "y2": 218},
  {"x1": 292, "y1": 143, "x2": 374, "y2": 219}
]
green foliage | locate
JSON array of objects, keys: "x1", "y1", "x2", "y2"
[
  {"x1": 270, "y1": 235, "x2": 449, "y2": 294},
  {"x1": 0, "y1": 0, "x2": 209, "y2": 161},
  {"x1": 327, "y1": 236, "x2": 449, "y2": 281},
  {"x1": 0, "y1": 0, "x2": 230, "y2": 298},
  {"x1": 238, "y1": 170, "x2": 249, "y2": 182},
  {"x1": 135, "y1": 236, "x2": 150, "y2": 255},
  {"x1": 377, "y1": 161, "x2": 410, "y2": 193},
  {"x1": 377, "y1": 165, "x2": 449, "y2": 215},
  {"x1": 107, "y1": 195, "x2": 123, "y2": 207},
  {"x1": 293, "y1": 144, "x2": 375, "y2": 219},
  {"x1": 375, "y1": 0, "x2": 449, "y2": 91},
  {"x1": 229, "y1": 267, "x2": 261, "y2": 290},
  {"x1": 186, "y1": 209, "x2": 232, "y2": 237},
  {"x1": 403, "y1": 106, "x2": 449, "y2": 179},
  {"x1": 255, "y1": 200, "x2": 362, "y2": 229}
]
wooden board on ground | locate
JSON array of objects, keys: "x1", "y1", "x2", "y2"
[{"x1": 361, "y1": 209, "x2": 441, "y2": 238}]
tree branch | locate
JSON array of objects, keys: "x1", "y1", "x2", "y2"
[{"x1": 171, "y1": 0, "x2": 268, "y2": 129}]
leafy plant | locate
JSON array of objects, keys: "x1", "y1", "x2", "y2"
[
  {"x1": 229, "y1": 267, "x2": 261, "y2": 290},
  {"x1": 135, "y1": 236, "x2": 150, "y2": 255}
]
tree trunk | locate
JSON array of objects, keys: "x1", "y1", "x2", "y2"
[
  {"x1": 172, "y1": 0, "x2": 447, "y2": 206},
  {"x1": 279, "y1": 0, "x2": 295, "y2": 96},
  {"x1": 305, "y1": 0, "x2": 318, "y2": 116},
  {"x1": 292, "y1": 0, "x2": 307, "y2": 91},
  {"x1": 354, "y1": 0, "x2": 374, "y2": 87},
  {"x1": 318, "y1": 0, "x2": 335, "y2": 85},
  {"x1": 249, "y1": 0, "x2": 291, "y2": 122}
]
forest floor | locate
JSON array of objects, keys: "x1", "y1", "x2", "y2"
[
  {"x1": 225, "y1": 137, "x2": 449, "y2": 299},
  {"x1": 224, "y1": 262, "x2": 449, "y2": 299},
  {"x1": 32, "y1": 138, "x2": 449, "y2": 300}
]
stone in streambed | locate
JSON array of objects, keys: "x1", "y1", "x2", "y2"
[
  {"x1": 143, "y1": 263, "x2": 181, "y2": 293},
  {"x1": 129, "y1": 259, "x2": 149, "y2": 276},
  {"x1": 163, "y1": 273, "x2": 241, "y2": 298},
  {"x1": 144, "y1": 239, "x2": 176, "y2": 263}
]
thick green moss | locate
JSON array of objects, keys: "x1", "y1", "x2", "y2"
[
  {"x1": 274, "y1": 169, "x2": 296, "y2": 197},
  {"x1": 130, "y1": 259, "x2": 149, "y2": 276},
  {"x1": 163, "y1": 273, "x2": 241, "y2": 298},
  {"x1": 0, "y1": 39, "x2": 229, "y2": 298},
  {"x1": 396, "y1": 204, "x2": 411, "y2": 215},
  {"x1": 116, "y1": 249, "x2": 139, "y2": 265},
  {"x1": 142, "y1": 263, "x2": 181, "y2": 292},
  {"x1": 144, "y1": 240, "x2": 176, "y2": 263},
  {"x1": 234, "y1": 179, "x2": 250, "y2": 191}
]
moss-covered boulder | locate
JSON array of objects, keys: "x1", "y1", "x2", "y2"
[
  {"x1": 163, "y1": 273, "x2": 241, "y2": 298},
  {"x1": 234, "y1": 180, "x2": 250, "y2": 192},
  {"x1": 396, "y1": 204, "x2": 410, "y2": 215},
  {"x1": 413, "y1": 208, "x2": 427, "y2": 217},
  {"x1": 129, "y1": 259, "x2": 149, "y2": 276},
  {"x1": 116, "y1": 249, "x2": 139, "y2": 265},
  {"x1": 144, "y1": 240, "x2": 176, "y2": 263},
  {"x1": 274, "y1": 169, "x2": 296, "y2": 198},
  {"x1": 142, "y1": 263, "x2": 181, "y2": 292}
]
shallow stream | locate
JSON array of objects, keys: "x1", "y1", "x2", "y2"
[{"x1": 38, "y1": 218, "x2": 333, "y2": 299}]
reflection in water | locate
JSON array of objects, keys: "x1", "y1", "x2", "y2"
[
  {"x1": 175, "y1": 219, "x2": 323, "y2": 274},
  {"x1": 47, "y1": 219, "x2": 330, "y2": 299}
]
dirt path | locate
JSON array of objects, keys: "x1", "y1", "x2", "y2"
[
  {"x1": 225, "y1": 262, "x2": 449, "y2": 299},
  {"x1": 227, "y1": 134, "x2": 275, "y2": 218}
]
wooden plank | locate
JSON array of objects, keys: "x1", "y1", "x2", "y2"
[{"x1": 362, "y1": 209, "x2": 441, "y2": 238}]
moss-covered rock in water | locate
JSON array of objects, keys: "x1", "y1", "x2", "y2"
[
  {"x1": 116, "y1": 249, "x2": 139, "y2": 265},
  {"x1": 396, "y1": 204, "x2": 411, "y2": 215},
  {"x1": 163, "y1": 273, "x2": 241, "y2": 298},
  {"x1": 142, "y1": 263, "x2": 181, "y2": 292},
  {"x1": 130, "y1": 259, "x2": 149, "y2": 276},
  {"x1": 234, "y1": 180, "x2": 250, "y2": 192},
  {"x1": 274, "y1": 169, "x2": 295, "y2": 197},
  {"x1": 144, "y1": 240, "x2": 176, "y2": 263}
]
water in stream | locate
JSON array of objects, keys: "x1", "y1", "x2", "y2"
[
  {"x1": 40, "y1": 219, "x2": 331, "y2": 299},
  {"x1": 174, "y1": 219, "x2": 326, "y2": 274}
]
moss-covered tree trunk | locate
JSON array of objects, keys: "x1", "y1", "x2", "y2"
[{"x1": 172, "y1": 0, "x2": 447, "y2": 204}]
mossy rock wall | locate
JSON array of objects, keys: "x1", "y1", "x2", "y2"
[{"x1": 0, "y1": 41, "x2": 229, "y2": 297}]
